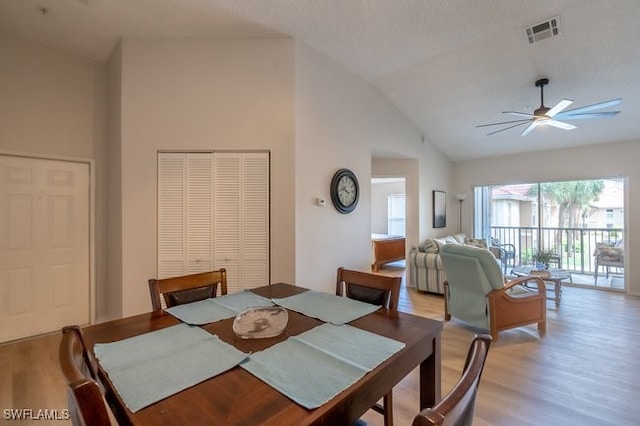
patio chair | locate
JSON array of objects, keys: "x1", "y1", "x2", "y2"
[
  {"x1": 593, "y1": 240, "x2": 624, "y2": 285},
  {"x1": 440, "y1": 244, "x2": 546, "y2": 341},
  {"x1": 490, "y1": 237, "x2": 516, "y2": 274}
]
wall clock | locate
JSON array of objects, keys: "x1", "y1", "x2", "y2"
[{"x1": 330, "y1": 168, "x2": 359, "y2": 214}]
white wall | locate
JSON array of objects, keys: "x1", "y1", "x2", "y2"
[
  {"x1": 293, "y1": 42, "x2": 452, "y2": 293},
  {"x1": 106, "y1": 43, "x2": 123, "y2": 319},
  {"x1": 0, "y1": 31, "x2": 456, "y2": 319},
  {"x1": 0, "y1": 32, "x2": 105, "y2": 159},
  {"x1": 115, "y1": 37, "x2": 296, "y2": 316},
  {"x1": 0, "y1": 31, "x2": 109, "y2": 320},
  {"x1": 452, "y1": 140, "x2": 640, "y2": 296}
]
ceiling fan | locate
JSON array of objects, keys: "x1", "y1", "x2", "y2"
[{"x1": 477, "y1": 78, "x2": 621, "y2": 136}]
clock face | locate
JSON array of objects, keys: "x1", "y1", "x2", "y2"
[{"x1": 330, "y1": 169, "x2": 359, "y2": 213}]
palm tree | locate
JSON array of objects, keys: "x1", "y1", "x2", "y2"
[{"x1": 529, "y1": 180, "x2": 604, "y2": 254}]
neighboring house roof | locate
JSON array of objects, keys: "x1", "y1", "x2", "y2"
[
  {"x1": 591, "y1": 179, "x2": 624, "y2": 209},
  {"x1": 492, "y1": 184, "x2": 534, "y2": 201}
]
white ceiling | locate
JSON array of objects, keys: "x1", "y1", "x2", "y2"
[{"x1": 2, "y1": 0, "x2": 639, "y2": 161}]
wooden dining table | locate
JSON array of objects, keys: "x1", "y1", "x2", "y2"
[{"x1": 83, "y1": 283, "x2": 443, "y2": 425}]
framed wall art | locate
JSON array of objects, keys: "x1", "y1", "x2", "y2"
[{"x1": 433, "y1": 190, "x2": 446, "y2": 228}]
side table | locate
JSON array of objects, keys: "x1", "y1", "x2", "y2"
[{"x1": 511, "y1": 266, "x2": 571, "y2": 307}]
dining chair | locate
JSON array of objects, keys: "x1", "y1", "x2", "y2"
[
  {"x1": 412, "y1": 334, "x2": 492, "y2": 426},
  {"x1": 336, "y1": 267, "x2": 402, "y2": 426},
  {"x1": 148, "y1": 269, "x2": 228, "y2": 311},
  {"x1": 59, "y1": 325, "x2": 113, "y2": 426},
  {"x1": 336, "y1": 266, "x2": 401, "y2": 311}
]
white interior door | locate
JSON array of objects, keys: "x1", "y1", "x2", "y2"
[{"x1": 0, "y1": 155, "x2": 90, "y2": 342}]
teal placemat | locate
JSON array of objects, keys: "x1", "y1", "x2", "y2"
[
  {"x1": 241, "y1": 323, "x2": 405, "y2": 408},
  {"x1": 166, "y1": 290, "x2": 274, "y2": 325},
  {"x1": 272, "y1": 290, "x2": 380, "y2": 325},
  {"x1": 94, "y1": 323, "x2": 248, "y2": 412}
]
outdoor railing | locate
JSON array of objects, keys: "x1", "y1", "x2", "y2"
[{"x1": 490, "y1": 226, "x2": 624, "y2": 274}]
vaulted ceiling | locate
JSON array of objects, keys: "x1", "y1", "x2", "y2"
[{"x1": 2, "y1": 0, "x2": 639, "y2": 161}]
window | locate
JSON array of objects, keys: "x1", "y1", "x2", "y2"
[{"x1": 388, "y1": 194, "x2": 405, "y2": 236}]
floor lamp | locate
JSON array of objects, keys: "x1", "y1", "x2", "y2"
[{"x1": 456, "y1": 193, "x2": 467, "y2": 233}]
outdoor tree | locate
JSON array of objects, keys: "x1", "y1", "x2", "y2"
[{"x1": 528, "y1": 180, "x2": 604, "y2": 254}]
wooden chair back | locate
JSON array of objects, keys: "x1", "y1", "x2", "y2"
[
  {"x1": 148, "y1": 269, "x2": 228, "y2": 311},
  {"x1": 336, "y1": 267, "x2": 402, "y2": 426},
  {"x1": 412, "y1": 334, "x2": 492, "y2": 426},
  {"x1": 59, "y1": 326, "x2": 112, "y2": 426},
  {"x1": 336, "y1": 267, "x2": 401, "y2": 312}
]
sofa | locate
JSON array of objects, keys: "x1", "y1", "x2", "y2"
[{"x1": 409, "y1": 233, "x2": 491, "y2": 294}]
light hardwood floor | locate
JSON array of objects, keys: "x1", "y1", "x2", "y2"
[
  {"x1": 2, "y1": 266, "x2": 640, "y2": 425},
  {"x1": 364, "y1": 262, "x2": 640, "y2": 426}
]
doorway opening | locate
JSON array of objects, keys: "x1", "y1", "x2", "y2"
[
  {"x1": 372, "y1": 177, "x2": 406, "y2": 237},
  {"x1": 371, "y1": 177, "x2": 406, "y2": 271}
]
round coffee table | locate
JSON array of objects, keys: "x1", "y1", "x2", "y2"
[{"x1": 511, "y1": 266, "x2": 570, "y2": 307}]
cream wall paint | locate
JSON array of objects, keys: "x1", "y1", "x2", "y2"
[
  {"x1": 117, "y1": 38, "x2": 295, "y2": 316},
  {"x1": 106, "y1": 43, "x2": 123, "y2": 320},
  {"x1": 452, "y1": 140, "x2": 640, "y2": 296},
  {"x1": 0, "y1": 31, "x2": 109, "y2": 320},
  {"x1": 293, "y1": 42, "x2": 452, "y2": 293},
  {"x1": 0, "y1": 32, "x2": 105, "y2": 159},
  {"x1": 1, "y1": 31, "x2": 456, "y2": 319}
]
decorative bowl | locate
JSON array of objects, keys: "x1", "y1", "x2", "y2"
[{"x1": 232, "y1": 306, "x2": 288, "y2": 339}]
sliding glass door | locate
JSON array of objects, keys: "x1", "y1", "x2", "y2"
[{"x1": 473, "y1": 178, "x2": 625, "y2": 288}]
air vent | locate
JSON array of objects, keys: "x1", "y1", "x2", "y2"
[{"x1": 525, "y1": 16, "x2": 561, "y2": 44}]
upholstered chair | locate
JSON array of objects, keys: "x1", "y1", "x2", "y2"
[{"x1": 440, "y1": 244, "x2": 546, "y2": 341}]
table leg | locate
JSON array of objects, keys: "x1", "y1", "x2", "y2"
[
  {"x1": 554, "y1": 280, "x2": 561, "y2": 308},
  {"x1": 420, "y1": 334, "x2": 442, "y2": 409}
]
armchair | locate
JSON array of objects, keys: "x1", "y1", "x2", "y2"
[{"x1": 440, "y1": 244, "x2": 546, "y2": 341}]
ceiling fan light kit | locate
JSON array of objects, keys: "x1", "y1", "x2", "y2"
[{"x1": 478, "y1": 78, "x2": 621, "y2": 136}]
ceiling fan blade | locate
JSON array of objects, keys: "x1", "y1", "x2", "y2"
[
  {"x1": 546, "y1": 120, "x2": 577, "y2": 131},
  {"x1": 554, "y1": 111, "x2": 620, "y2": 120},
  {"x1": 546, "y1": 99, "x2": 573, "y2": 117},
  {"x1": 476, "y1": 118, "x2": 532, "y2": 128},
  {"x1": 556, "y1": 98, "x2": 622, "y2": 116},
  {"x1": 503, "y1": 111, "x2": 535, "y2": 118},
  {"x1": 521, "y1": 121, "x2": 538, "y2": 136},
  {"x1": 485, "y1": 121, "x2": 531, "y2": 136}
]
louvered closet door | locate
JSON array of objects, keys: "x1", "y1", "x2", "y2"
[
  {"x1": 157, "y1": 153, "x2": 213, "y2": 278},
  {"x1": 240, "y1": 154, "x2": 269, "y2": 289},
  {"x1": 212, "y1": 154, "x2": 241, "y2": 290},
  {"x1": 158, "y1": 152, "x2": 269, "y2": 291},
  {"x1": 185, "y1": 155, "x2": 213, "y2": 273},
  {"x1": 214, "y1": 153, "x2": 269, "y2": 292}
]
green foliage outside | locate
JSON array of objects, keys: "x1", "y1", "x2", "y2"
[
  {"x1": 528, "y1": 180, "x2": 605, "y2": 253},
  {"x1": 528, "y1": 180, "x2": 604, "y2": 229}
]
